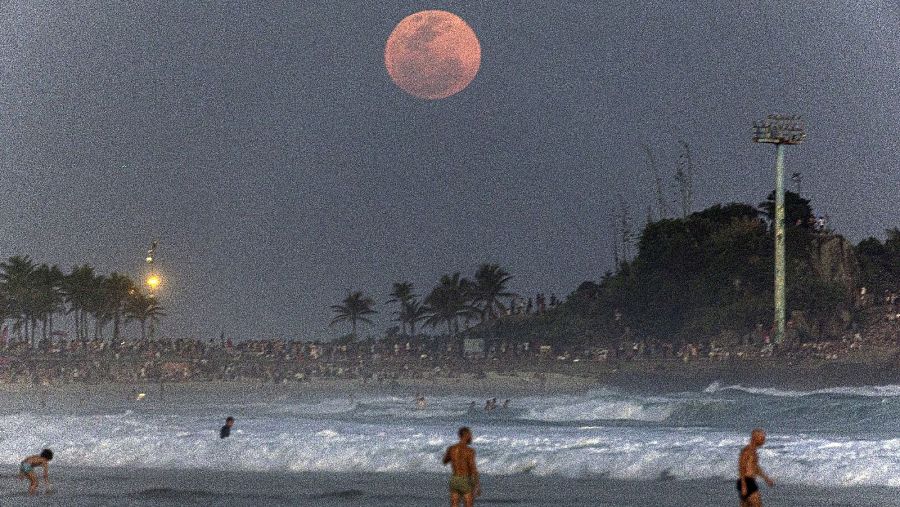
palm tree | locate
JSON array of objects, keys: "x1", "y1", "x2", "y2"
[
  {"x1": 424, "y1": 273, "x2": 476, "y2": 335},
  {"x1": 125, "y1": 292, "x2": 166, "y2": 340},
  {"x1": 32, "y1": 264, "x2": 65, "y2": 342},
  {"x1": 470, "y1": 264, "x2": 515, "y2": 321},
  {"x1": 329, "y1": 291, "x2": 377, "y2": 336},
  {"x1": 0, "y1": 289, "x2": 11, "y2": 341},
  {"x1": 387, "y1": 282, "x2": 415, "y2": 334},
  {"x1": 83, "y1": 274, "x2": 109, "y2": 340},
  {"x1": 399, "y1": 298, "x2": 429, "y2": 336},
  {"x1": 64, "y1": 264, "x2": 98, "y2": 341},
  {"x1": 103, "y1": 273, "x2": 135, "y2": 342},
  {"x1": 0, "y1": 255, "x2": 37, "y2": 343}
]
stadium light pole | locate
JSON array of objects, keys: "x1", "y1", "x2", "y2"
[{"x1": 752, "y1": 115, "x2": 806, "y2": 345}]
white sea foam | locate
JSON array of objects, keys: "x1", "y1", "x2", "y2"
[
  {"x1": 704, "y1": 382, "x2": 900, "y2": 398},
  {"x1": 522, "y1": 399, "x2": 675, "y2": 422},
  {"x1": 2, "y1": 390, "x2": 900, "y2": 488}
]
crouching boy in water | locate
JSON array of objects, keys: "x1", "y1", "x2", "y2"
[
  {"x1": 19, "y1": 449, "x2": 53, "y2": 495},
  {"x1": 443, "y1": 426, "x2": 481, "y2": 507}
]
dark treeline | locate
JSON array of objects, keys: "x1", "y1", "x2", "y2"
[
  {"x1": 329, "y1": 263, "x2": 515, "y2": 340},
  {"x1": 465, "y1": 192, "x2": 898, "y2": 348},
  {"x1": 337, "y1": 192, "x2": 898, "y2": 350},
  {"x1": 0, "y1": 257, "x2": 165, "y2": 344}
]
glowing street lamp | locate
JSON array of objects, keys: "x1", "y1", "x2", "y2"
[
  {"x1": 752, "y1": 114, "x2": 806, "y2": 345},
  {"x1": 146, "y1": 274, "x2": 162, "y2": 295}
]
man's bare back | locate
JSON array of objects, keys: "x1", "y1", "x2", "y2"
[
  {"x1": 445, "y1": 443, "x2": 476, "y2": 476},
  {"x1": 443, "y1": 427, "x2": 480, "y2": 507}
]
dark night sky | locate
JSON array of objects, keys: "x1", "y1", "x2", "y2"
[{"x1": 1, "y1": 1, "x2": 898, "y2": 340}]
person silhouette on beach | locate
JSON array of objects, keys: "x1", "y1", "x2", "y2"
[
  {"x1": 18, "y1": 449, "x2": 53, "y2": 495},
  {"x1": 443, "y1": 426, "x2": 481, "y2": 507},
  {"x1": 737, "y1": 429, "x2": 774, "y2": 506}
]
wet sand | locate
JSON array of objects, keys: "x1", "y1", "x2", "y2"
[{"x1": 0, "y1": 467, "x2": 896, "y2": 507}]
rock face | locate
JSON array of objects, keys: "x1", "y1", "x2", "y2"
[{"x1": 808, "y1": 234, "x2": 861, "y2": 294}]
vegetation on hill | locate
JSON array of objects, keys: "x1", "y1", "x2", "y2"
[{"x1": 466, "y1": 193, "x2": 898, "y2": 348}]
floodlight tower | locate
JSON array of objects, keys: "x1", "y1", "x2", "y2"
[{"x1": 752, "y1": 115, "x2": 806, "y2": 345}]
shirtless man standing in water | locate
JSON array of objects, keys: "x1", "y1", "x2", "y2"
[
  {"x1": 737, "y1": 429, "x2": 775, "y2": 506},
  {"x1": 443, "y1": 426, "x2": 481, "y2": 507}
]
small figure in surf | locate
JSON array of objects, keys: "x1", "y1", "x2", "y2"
[
  {"x1": 416, "y1": 394, "x2": 427, "y2": 410},
  {"x1": 18, "y1": 449, "x2": 53, "y2": 495},
  {"x1": 501, "y1": 399, "x2": 510, "y2": 410},
  {"x1": 220, "y1": 416, "x2": 235, "y2": 439},
  {"x1": 737, "y1": 428, "x2": 774, "y2": 506},
  {"x1": 443, "y1": 426, "x2": 481, "y2": 507}
]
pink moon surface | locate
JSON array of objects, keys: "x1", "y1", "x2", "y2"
[{"x1": 384, "y1": 10, "x2": 481, "y2": 100}]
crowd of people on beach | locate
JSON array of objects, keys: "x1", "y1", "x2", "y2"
[
  {"x1": 0, "y1": 327, "x2": 894, "y2": 387},
  {"x1": 0, "y1": 294, "x2": 895, "y2": 385}
]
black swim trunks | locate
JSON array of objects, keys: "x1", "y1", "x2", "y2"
[{"x1": 736, "y1": 477, "x2": 759, "y2": 500}]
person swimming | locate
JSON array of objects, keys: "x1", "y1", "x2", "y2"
[{"x1": 19, "y1": 449, "x2": 53, "y2": 495}]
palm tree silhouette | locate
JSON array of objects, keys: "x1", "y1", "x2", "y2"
[
  {"x1": 125, "y1": 292, "x2": 167, "y2": 340},
  {"x1": 32, "y1": 264, "x2": 65, "y2": 342},
  {"x1": 104, "y1": 273, "x2": 135, "y2": 342},
  {"x1": 470, "y1": 264, "x2": 515, "y2": 321},
  {"x1": 0, "y1": 255, "x2": 37, "y2": 343},
  {"x1": 330, "y1": 291, "x2": 377, "y2": 336},
  {"x1": 64, "y1": 264, "x2": 99, "y2": 341},
  {"x1": 83, "y1": 274, "x2": 110, "y2": 340},
  {"x1": 386, "y1": 282, "x2": 416, "y2": 335},
  {"x1": 424, "y1": 273, "x2": 477, "y2": 335},
  {"x1": 399, "y1": 298, "x2": 430, "y2": 336}
]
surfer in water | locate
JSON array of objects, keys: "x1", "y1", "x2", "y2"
[
  {"x1": 443, "y1": 426, "x2": 481, "y2": 507},
  {"x1": 737, "y1": 428, "x2": 774, "y2": 506},
  {"x1": 18, "y1": 449, "x2": 53, "y2": 495}
]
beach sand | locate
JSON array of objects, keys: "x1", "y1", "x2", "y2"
[{"x1": 1, "y1": 467, "x2": 896, "y2": 506}]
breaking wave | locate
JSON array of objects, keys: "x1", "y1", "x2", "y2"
[
  {"x1": 703, "y1": 382, "x2": 900, "y2": 398},
  {"x1": 3, "y1": 386, "x2": 900, "y2": 488}
]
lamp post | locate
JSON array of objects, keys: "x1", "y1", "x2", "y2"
[
  {"x1": 753, "y1": 115, "x2": 806, "y2": 345},
  {"x1": 144, "y1": 240, "x2": 160, "y2": 298},
  {"x1": 146, "y1": 274, "x2": 162, "y2": 295}
]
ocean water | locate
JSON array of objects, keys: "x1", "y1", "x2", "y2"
[{"x1": 2, "y1": 382, "x2": 900, "y2": 504}]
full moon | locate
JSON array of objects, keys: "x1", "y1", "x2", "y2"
[{"x1": 384, "y1": 10, "x2": 481, "y2": 100}]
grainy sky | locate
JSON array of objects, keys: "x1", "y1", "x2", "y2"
[{"x1": 1, "y1": 1, "x2": 898, "y2": 340}]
